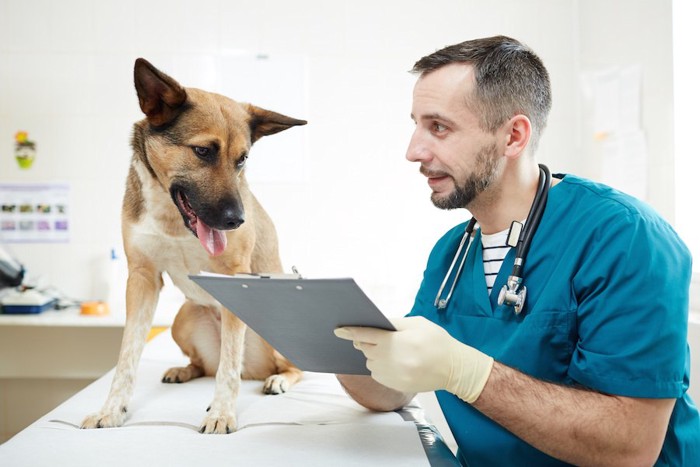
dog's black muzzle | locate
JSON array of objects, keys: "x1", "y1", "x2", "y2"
[{"x1": 170, "y1": 183, "x2": 245, "y2": 233}]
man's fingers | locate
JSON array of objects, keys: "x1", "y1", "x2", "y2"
[
  {"x1": 334, "y1": 326, "x2": 392, "y2": 345},
  {"x1": 333, "y1": 328, "x2": 354, "y2": 340}
]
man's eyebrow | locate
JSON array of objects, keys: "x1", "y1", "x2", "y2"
[{"x1": 413, "y1": 113, "x2": 457, "y2": 126}]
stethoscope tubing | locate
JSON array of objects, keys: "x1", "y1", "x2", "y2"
[
  {"x1": 434, "y1": 217, "x2": 477, "y2": 309},
  {"x1": 512, "y1": 164, "x2": 551, "y2": 278},
  {"x1": 434, "y1": 164, "x2": 551, "y2": 312}
]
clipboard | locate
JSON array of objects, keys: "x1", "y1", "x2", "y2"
[{"x1": 189, "y1": 273, "x2": 396, "y2": 375}]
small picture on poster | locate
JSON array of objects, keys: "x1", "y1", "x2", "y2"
[{"x1": 0, "y1": 183, "x2": 70, "y2": 243}]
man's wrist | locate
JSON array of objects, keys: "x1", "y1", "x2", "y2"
[{"x1": 446, "y1": 342, "x2": 495, "y2": 403}]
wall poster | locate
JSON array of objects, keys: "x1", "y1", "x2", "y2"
[{"x1": 0, "y1": 183, "x2": 70, "y2": 243}]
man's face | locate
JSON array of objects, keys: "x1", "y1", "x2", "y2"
[{"x1": 406, "y1": 63, "x2": 503, "y2": 210}]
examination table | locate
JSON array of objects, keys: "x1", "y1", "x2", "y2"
[{"x1": 0, "y1": 330, "x2": 458, "y2": 466}]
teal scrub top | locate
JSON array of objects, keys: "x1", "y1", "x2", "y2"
[{"x1": 408, "y1": 174, "x2": 700, "y2": 466}]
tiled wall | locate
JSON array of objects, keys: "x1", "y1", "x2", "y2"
[{"x1": 0, "y1": 0, "x2": 588, "y2": 314}]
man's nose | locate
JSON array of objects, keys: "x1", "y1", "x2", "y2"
[{"x1": 405, "y1": 130, "x2": 431, "y2": 163}]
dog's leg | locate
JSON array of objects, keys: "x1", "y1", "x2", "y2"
[
  {"x1": 81, "y1": 264, "x2": 162, "y2": 429},
  {"x1": 198, "y1": 307, "x2": 247, "y2": 434},
  {"x1": 163, "y1": 301, "x2": 220, "y2": 383}
]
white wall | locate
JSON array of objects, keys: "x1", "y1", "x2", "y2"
[{"x1": 0, "y1": 0, "x2": 585, "y2": 314}]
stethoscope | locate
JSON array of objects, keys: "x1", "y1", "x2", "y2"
[{"x1": 434, "y1": 164, "x2": 551, "y2": 315}]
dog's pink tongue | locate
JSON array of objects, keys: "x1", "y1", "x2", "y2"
[{"x1": 196, "y1": 221, "x2": 227, "y2": 256}]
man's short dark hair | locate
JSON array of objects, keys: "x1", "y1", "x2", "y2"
[{"x1": 412, "y1": 36, "x2": 552, "y2": 152}]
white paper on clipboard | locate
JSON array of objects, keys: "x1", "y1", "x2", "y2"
[{"x1": 189, "y1": 273, "x2": 396, "y2": 375}]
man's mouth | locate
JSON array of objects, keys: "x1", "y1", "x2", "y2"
[
  {"x1": 174, "y1": 190, "x2": 228, "y2": 257},
  {"x1": 420, "y1": 166, "x2": 451, "y2": 190},
  {"x1": 427, "y1": 174, "x2": 450, "y2": 187}
]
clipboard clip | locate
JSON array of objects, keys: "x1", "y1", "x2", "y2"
[{"x1": 243, "y1": 266, "x2": 303, "y2": 280}]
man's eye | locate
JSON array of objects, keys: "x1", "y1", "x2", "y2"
[
  {"x1": 433, "y1": 122, "x2": 448, "y2": 132},
  {"x1": 193, "y1": 146, "x2": 211, "y2": 158}
]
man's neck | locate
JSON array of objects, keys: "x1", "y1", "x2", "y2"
[{"x1": 470, "y1": 164, "x2": 542, "y2": 235}]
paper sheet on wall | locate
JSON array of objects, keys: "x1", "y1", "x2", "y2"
[
  {"x1": 599, "y1": 130, "x2": 648, "y2": 200},
  {"x1": 583, "y1": 65, "x2": 642, "y2": 138},
  {"x1": 581, "y1": 65, "x2": 648, "y2": 200}
]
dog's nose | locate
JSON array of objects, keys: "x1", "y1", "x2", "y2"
[{"x1": 222, "y1": 209, "x2": 245, "y2": 230}]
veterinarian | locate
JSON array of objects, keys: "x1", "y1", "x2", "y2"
[{"x1": 334, "y1": 35, "x2": 700, "y2": 466}]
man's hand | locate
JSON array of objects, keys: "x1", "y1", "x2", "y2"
[{"x1": 334, "y1": 316, "x2": 494, "y2": 403}]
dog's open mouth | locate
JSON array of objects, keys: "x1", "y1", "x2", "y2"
[{"x1": 175, "y1": 190, "x2": 228, "y2": 257}]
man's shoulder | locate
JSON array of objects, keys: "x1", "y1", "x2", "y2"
[
  {"x1": 555, "y1": 173, "x2": 689, "y2": 255},
  {"x1": 556, "y1": 173, "x2": 664, "y2": 223}
]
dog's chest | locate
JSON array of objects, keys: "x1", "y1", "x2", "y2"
[
  {"x1": 126, "y1": 160, "x2": 221, "y2": 306},
  {"x1": 131, "y1": 223, "x2": 216, "y2": 303}
]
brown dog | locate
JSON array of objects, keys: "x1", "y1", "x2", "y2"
[{"x1": 81, "y1": 58, "x2": 305, "y2": 434}]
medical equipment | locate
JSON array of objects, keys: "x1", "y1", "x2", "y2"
[
  {"x1": 434, "y1": 164, "x2": 551, "y2": 314},
  {"x1": 498, "y1": 164, "x2": 551, "y2": 313},
  {"x1": 0, "y1": 245, "x2": 24, "y2": 289},
  {"x1": 1, "y1": 288, "x2": 56, "y2": 314}
]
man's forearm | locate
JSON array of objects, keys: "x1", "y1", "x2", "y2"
[
  {"x1": 336, "y1": 374, "x2": 416, "y2": 412},
  {"x1": 472, "y1": 362, "x2": 675, "y2": 466}
]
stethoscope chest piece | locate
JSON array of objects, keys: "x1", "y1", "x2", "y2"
[{"x1": 498, "y1": 276, "x2": 527, "y2": 315}]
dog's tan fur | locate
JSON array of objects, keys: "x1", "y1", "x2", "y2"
[{"x1": 81, "y1": 58, "x2": 305, "y2": 434}]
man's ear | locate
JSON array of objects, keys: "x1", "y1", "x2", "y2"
[
  {"x1": 246, "y1": 104, "x2": 307, "y2": 143},
  {"x1": 133, "y1": 58, "x2": 188, "y2": 128},
  {"x1": 503, "y1": 114, "x2": 531, "y2": 159}
]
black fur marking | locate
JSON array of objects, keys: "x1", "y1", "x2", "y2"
[{"x1": 131, "y1": 124, "x2": 158, "y2": 181}]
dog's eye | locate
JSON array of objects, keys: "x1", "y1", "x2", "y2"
[
  {"x1": 236, "y1": 154, "x2": 248, "y2": 168},
  {"x1": 192, "y1": 146, "x2": 213, "y2": 159}
]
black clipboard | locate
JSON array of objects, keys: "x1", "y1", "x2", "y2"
[{"x1": 189, "y1": 274, "x2": 396, "y2": 375}]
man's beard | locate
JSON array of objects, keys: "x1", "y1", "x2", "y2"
[{"x1": 430, "y1": 143, "x2": 500, "y2": 210}]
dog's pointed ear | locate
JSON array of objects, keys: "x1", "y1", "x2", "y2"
[
  {"x1": 134, "y1": 58, "x2": 188, "y2": 127},
  {"x1": 246, "y1": 104, "x2": 307, "y2": 143}
]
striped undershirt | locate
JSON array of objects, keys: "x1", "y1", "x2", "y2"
[{"x1": 481, "y1": 227, "x2": 512, "y2": 296}]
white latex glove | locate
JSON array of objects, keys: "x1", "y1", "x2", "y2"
[{"x1": 334, "y1": 316, "x2": 494, "y2": 403}]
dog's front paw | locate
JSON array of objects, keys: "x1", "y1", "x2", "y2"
[
  {"x1": 263, "y1": 374, "x2": 290, "y2": 395},
  {"x1": 199, "y1": 409, "x2": 237, "y2": 434},
  {"x1": 80, "y1": 407, "x2": 127, "y2": 429}
]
